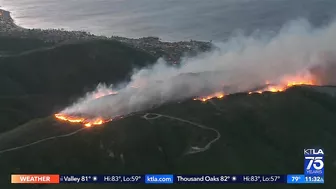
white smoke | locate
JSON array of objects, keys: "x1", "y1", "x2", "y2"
[{"x1": 61, "y1": 18, "x2": 336, "y2": 118}]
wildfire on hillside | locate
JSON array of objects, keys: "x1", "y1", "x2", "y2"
[
  {"x1": 54, "y1": 70, "x2": 320, "y2": 126},
  {"x1": 194, "y1": 72, "x2": 318, "y2": 102},
  {"x1": 54, "y1": 87, "x2": 116, "y2": 127},
  {"x1": 54, "y1": 113, "x2": 111, "y2": 127},
  {"x1": 193, "y1": 92, "x2": 225, "y2": 101}
]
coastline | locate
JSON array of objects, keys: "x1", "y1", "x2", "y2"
[
  {"x1": 0, "y1": 8, "x2": 100, "y2": 42},
  {"x1": 0, "y1": 7, "x2": 213, "y2": 63}
]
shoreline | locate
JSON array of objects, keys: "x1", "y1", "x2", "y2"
[
  {"x1": 0, "y1": 8, "x2": 213, "y2": 63},
  {"x1": 0, "y1": 7, "x2": 212, "y2": 44}
]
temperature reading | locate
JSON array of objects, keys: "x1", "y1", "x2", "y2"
[
  {"x1": 250, "y1": 176, "x2": 260, "y2": 182},
  {"x1": 243, "y1": 175, "x2": 282, "y2": 183},
  {"x1": 81, "y1": 176, "x2": 91, "y2": 182},
  {"x1": 220, "y1": 176, "x2": 230, "y2": 182},
  {"x1": 261, "y1": 175, "x2": 280, "y2": 182},
  {"x1": 242, "y1": 176, "x2": 261, "y2": 182},
  {"x1": 104, "y1": 176, "x2": 122, "y2": 182},
  {"x1": 122, "y1": 175, "x2": 142, "y2": 183},
  {"x1": 292, "y1": 176, "x2": 300, "y2": 182}
]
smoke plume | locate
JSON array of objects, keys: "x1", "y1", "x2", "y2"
[{"x1": 61, "y1": 19, "x2": 336, "y2": 118}]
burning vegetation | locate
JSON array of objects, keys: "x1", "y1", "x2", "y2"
[
  {"x1": 55, "y1": 69, "x2": 320, "y2": 127},
  {"x1": 54, "y1": 113, "x2": 111, "y2": 127},
  {"x1": 193, "y1": 92, "x2": 225, "y2": 102},
  {"x1": 194, "y1": 72, "x2": 317, "y2": 102},
  {"x1": 54, "y1": 86, "x2": 117, "y2": 127}
]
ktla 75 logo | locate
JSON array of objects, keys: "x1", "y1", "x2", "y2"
[{"x1": 304, "y1": 149, "x2": 324, "y2": 175}]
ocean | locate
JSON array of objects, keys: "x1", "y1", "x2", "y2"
[{"x1": 1, "y1": 0, "x2": 336, "y2": 41}]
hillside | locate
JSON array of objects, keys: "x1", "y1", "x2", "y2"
[
  {"x1": 0, "y1": 38, "x2": 156, "y2": 133},
  {"x1": 0, "y1": 36, "x2": 335, "y2": 189},
  {"x1": 0, "y1": 36, "x2": 54, "y2": 54},
  {"x1": 0, "y1": 86, "x2": 335, "y2": 189}
]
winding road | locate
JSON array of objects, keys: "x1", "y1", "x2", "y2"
[
  {"x1": 0, "y1": 112, "x2": 137, "y2": 155},
  {"x1": 0, "y1": 127, "x2": 86, "y2": 155},
  {"x1": 142, "y1": 113, "x2": 221, "y2": 155},
  {"x1": 0, "y1": 110, "x2": 221, "y2": 156}
]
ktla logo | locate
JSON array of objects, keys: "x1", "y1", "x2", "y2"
[{"x1": 304, "y1": 149, "x2": 324, "y2": 175}]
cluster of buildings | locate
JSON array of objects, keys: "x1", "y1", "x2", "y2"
[
  {"x1": 0, "y1": 9, "x2": 212, "y2": 63},
  {"x1": 9, "y1": 28, "x2": 102, "y2": 43},
  {"x1": 112, "y1": 36, "x2": 212, "y2": 63}
]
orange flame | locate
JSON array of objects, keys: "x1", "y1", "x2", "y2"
[
  {"x1": 55, "y1": 72, "x2": 318, "y2": 124},
  {"x1": 193, "y1": 92, "x2": 225, "y2": 101},
  {"x1": 194, "y1": 72, "x2": 317, "y2": 101},
  {"x1": 55, "y1": 89, "x2": 116, "y2": 127},
  {"x1": 253, "y1": 73, "x2": 316, "y2": 94},
  {"x1": 54, "y1": 113, "x2": 111, "y2": 127}
]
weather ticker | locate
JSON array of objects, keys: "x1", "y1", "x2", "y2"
[{"x1": 11, "y1": 148, "x2": 324, "y2": 185}]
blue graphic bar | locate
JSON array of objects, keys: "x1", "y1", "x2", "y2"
[
  {"x1": 174, "y1": 175, "x2": 286, "y2": 184},
  {"x1": 59, "y1": 174, "x2": 286, "y2": 184},
  {"x1": 287, "y1": 175, "x2": 324, "y2": 184},
  {"x1": 59, "y1": 175, "x2": 143, "y2": 184},
  {"x1": 145, "y1": 174, "x2": 174, "y2": 184},
  {"x1": 287, "y1": 175, "x2": 305, "y2": 184}
]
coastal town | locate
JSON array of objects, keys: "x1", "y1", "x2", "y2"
[
  {"x1": 0, "y1": 9, "x2": 213, "y2": 63},
  {"x1": 112, "y1": 36, "x2": 212, "y2": 63}
]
